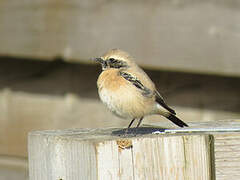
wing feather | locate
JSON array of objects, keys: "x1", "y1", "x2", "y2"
[
  {"x1": 120, "y1": 71, "x2": 176, "y2": 115},
  {"x1": 119, "y1": 71, "x2": 153, "y2": 97}
]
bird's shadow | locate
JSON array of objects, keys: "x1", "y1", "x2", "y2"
[{"x1": 111, "y1": 127, "x2": 166, "y2": 137}]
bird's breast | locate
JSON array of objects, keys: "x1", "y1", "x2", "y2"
[
  {"x1": 97, "y1": 69, "x2": 125, "y2": 91},
  {"x1": 97, "y1": 69, "x2": 128, "y2": 117},
  {"x1": 97, "y1": 69, "x2": 155, "y2": 118}
]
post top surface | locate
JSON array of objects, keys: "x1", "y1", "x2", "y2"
[{"x1": 29, "y1": 121, "x2": 240, "y2": 142}]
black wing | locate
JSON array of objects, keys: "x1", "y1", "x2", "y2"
[
  {"x1": 155, "y1": 91, "x2": 176, "y2": 115},
  {"x1": 119, "y1": 71, "x2": 153, "y2": 97}
]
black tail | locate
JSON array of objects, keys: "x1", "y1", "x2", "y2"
[
  {"x1": 167, "y1": 114, "x2": 188, "y2": 128},
  {"x1": 155, "y1": 91, "x2": 176, "y2": 115}
]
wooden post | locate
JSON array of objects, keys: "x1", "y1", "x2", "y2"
[{"x1": 28, "y1": 128, "x2": 215, "y2": 180}]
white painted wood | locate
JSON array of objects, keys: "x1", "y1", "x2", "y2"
[{"x1": 28, "y1": 129, "x2": 214, "y2": 180}]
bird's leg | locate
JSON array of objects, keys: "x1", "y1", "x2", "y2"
[
  {"x1": 127, "y1": 118, "x2": 135, "y2": 129},
  {"x1": 136, "y1": 117, "x2": 144, "y2": 128}
]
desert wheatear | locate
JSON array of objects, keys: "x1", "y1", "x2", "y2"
[{"x1": 94, "y1": 49, "x2": 188, "y2": 128}]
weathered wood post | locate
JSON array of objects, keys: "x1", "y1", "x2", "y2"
[{"x1": 28, "y1": 128, "x2": 215, "y2": 180}]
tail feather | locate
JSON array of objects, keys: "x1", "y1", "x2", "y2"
[
  {"x1": 155, "y1": 91, "x2": 176, "y2": 115},
  {"x1": 166, "y1": 114, "x2": 188, "y2": 128},
  {"x1": 155, "y1": 97, "x2": 176, "y2": 115}
]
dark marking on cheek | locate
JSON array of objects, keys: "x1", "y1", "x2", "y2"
[
  {"x1": 102, "y1": 61, "x2": 108, "y2": 69},
  {"x1": 107, "y1": 58, "x2": 128, "y2": 69}
]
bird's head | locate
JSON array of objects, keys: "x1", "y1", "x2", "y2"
[{"x1": 93, "y1": 49, "x2": 136, "y2": 71}]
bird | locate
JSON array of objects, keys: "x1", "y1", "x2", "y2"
[{"x1": 94, "y1": 49, "x2": 188, "y2": 129}]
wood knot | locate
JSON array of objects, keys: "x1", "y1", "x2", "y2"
[{"x1": 117, "y1": 139, "x2": 133, "y2": 151}]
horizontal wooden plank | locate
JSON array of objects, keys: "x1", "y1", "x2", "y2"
[
  {"x1": 150, "y1": 121, "x2": 240, "y2": 133},
  {"x1": 0, "y1": 1, "x2": 240, "y2": 76},
  {"x1": 0, "y1": 155, "x2": 28, "y2": 180},
  {"x1": 0, "y1": 155, "x2": 27, "y2": 169}
]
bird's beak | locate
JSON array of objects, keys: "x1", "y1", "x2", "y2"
[
  {"x1": 93, "y1": 57, "x2": 108, "y2": 70},
  {"x1": 93, "y1": 57, "x2": 105, "y2": 64}
]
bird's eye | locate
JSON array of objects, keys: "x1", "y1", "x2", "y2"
[{"x1": 109, "y1": 58, "x2": 115, "y2": 62}]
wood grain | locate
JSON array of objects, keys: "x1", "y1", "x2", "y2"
[
  {"x1": 214, "y1": 134, "x2": 240, "y2": 180},
  {"x1": 0, "y1": 1, "x2": 240, "y2": 76},
  {"x1": 28, "y1": 129, "x2": 215, "y2": 180}
]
